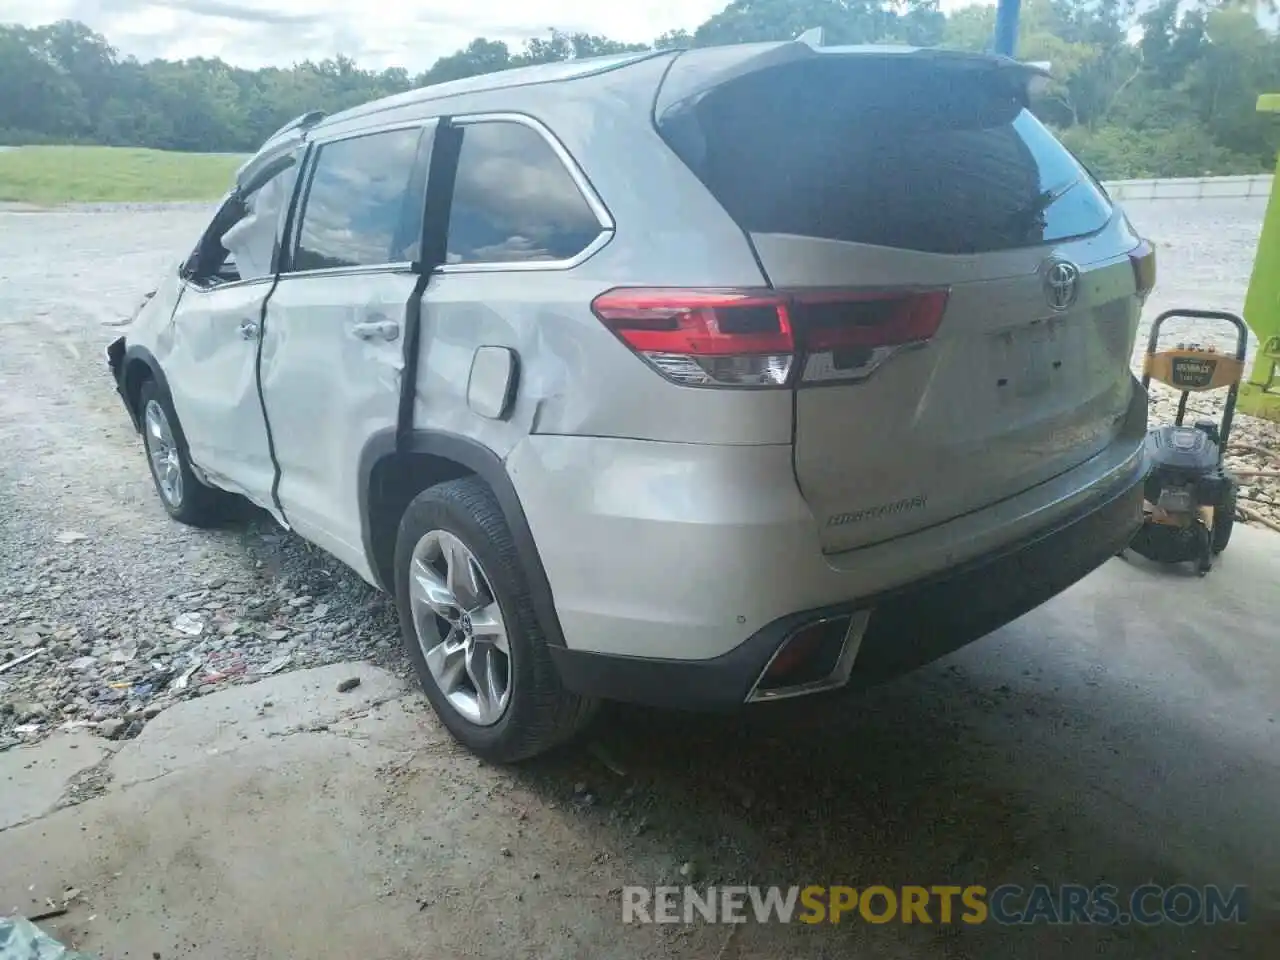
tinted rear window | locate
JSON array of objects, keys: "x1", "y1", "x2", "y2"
[{"x1": 659, "y1": 57, "x2": 1113, "y2": 255}]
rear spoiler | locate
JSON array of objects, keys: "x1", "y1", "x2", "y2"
[{"x1": 654, "y1": 41, "x2": 1052, "y2": 126}]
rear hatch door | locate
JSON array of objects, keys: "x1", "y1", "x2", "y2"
[{"x1": 658, "y1": 47, "x2": 1144, "y2": 552}]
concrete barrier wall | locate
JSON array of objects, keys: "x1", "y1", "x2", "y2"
[{"x1": 1101, "y1": 174, "x2": 1273, "y2": 201}]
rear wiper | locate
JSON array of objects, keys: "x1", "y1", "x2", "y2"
[
  {"x1": 1036, "y1": 176, "x2": 1081, "y2": 211},
  {"x1": 1014, "y1": 176, "x2": 1081, "y2": 231}
]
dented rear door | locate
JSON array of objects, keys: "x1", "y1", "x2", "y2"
[{"x1": 258, "y1": 120, "x2": 433, "y2": 582}]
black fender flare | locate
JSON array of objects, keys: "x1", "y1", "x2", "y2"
[
  {"x1": 357, "y1": 427, "x2": 567, "y2": 647},
  {"x1": 118, "y1": 344, "x2": 208, "y2": 478},
  {"x1": 118, "y1": 344, "x2": 173, "y2": 433}
]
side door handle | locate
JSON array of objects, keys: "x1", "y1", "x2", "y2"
[
  {"x1": 351, "y1": 319, "x2": 400, "y2": 342},
  {"x1": 239, "y1": 318, "x2": 260, "y2": 340}
]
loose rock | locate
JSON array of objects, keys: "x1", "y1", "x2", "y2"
[
  {"x1": 14, "y1": 702, "x2": 48, "y2": 724},
  {"x1": 98, "y1": 718, "x2": 126, "y2": 739}
]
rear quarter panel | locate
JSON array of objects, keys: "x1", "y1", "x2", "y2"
[{"x1": 477, "y1": 68, "x2": 793, "y2": 446}]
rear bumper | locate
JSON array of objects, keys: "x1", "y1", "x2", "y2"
[{"x1": 549, "y1": 467, "x2": 1144, "y2": 710}]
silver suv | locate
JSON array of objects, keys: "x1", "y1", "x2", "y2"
[{"x1": 107, "y1": 41, "x2": 1154, "y2": 760}]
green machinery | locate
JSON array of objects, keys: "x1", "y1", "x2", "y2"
[{"x1": 1238, "y1": 94, "x2": 1280, "y2": 423}]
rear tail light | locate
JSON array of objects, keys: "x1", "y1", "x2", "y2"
[
  {"x1": 1130, "y1": 239, "x2": 1156, "y2": 301},
  {"x1": 590, "y1": 287, "x2": 949, "y2": 388}
]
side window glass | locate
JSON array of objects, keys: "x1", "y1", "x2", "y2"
[
  {"x1": 186, "y1": 157, "x2": 299, "y2": 286},
  {"x1": 292, "y1": 127, "x2": 425, "y2": 272},
  {"x1": 184, "y1": 192, "x2": 245, "y2": 284},
  {"x1": 221, "y1": 159, "x2": 299, "y2": 282},
  {"x1": 445, "y1": 121, "x2": 603, "y2": 265}
]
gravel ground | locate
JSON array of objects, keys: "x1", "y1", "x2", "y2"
[
  {"x1": 0, "y1": 203, "x2": 401, "y2": 749},
  {"x1": 0, "y1": 197, "x2": 1276, "y2": 751}
]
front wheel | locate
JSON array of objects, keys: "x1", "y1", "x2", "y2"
[
  {"x1": 138, "y1": 379, "x2": 228, "y2": 527},
  {"x1": 394, "y1": 476, "x2": 597, "y2": 762}
]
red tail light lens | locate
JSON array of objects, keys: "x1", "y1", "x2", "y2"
[
  {"x1": 1130, "y1": 239, "x2": 1156, "y2": 301},
  {"x1": 591, "y1": 287, "x2": 949, "y2": 388}
]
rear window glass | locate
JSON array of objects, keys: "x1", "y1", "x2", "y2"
[
  {"x1": 659, "y1": 57, "x2": 1113, "y2": 255},
  {"x1": 446, "y1": 121, "x2": 603, "y2": 265}
]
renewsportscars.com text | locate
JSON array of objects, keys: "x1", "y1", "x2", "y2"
[{"x1": 622, "y1": 883, "x2": 1248, "y2": 926}]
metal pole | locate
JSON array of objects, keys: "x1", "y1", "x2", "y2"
[{"x1": 994, "y1": 0, "x2": 1020, "y2": 56}]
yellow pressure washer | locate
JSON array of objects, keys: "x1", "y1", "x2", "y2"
[{"x1": 1125, "y1": 309, "x2": 1250, "y2": 576}]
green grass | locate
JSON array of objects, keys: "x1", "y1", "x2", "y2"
[{"x1": 0, "y1": 145, "x2": 244, "y2": 204}]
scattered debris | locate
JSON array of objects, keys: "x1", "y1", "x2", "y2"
[
  {"x1": 0, "y1": 914, "x2": 93, "y2": 959},
  {"x1": 337, "y1": 676, "x2": 361, "y2": 693},
  {"x1": 588, "y1": 741, "x2": 627, "y2": 777},
  {"x1": 172, "y1": 660, "x2": 203, "y2": 691},
  {"x1": 108, "y1": 641, "x2": 137, "y2": 663},
  {"x1": 0, "y1": 649, "x2": 41, "y2": 675},
  {"x1": 171, "y1": 613, "x2": 205, "y2": 636},
  {"x1": 1241, "y1": 504, "x2": 1280, "y2": 534},
  {"x1": 26, "y1": 908, "x2": 68, "y2": 924},
  {"x1": 2, "y1": 512, "x2": 398, "y2": 750},
  {"x1": 258, "y1": 654, "x2": 292, "y2": 676}
]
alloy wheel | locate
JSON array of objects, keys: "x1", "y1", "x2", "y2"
[
  {"x1": 408, "y1": 530, "x2": 511, "y2": 726},
  {"x1": 143, "y1": 399, "x2": 184, "y2": 508}
]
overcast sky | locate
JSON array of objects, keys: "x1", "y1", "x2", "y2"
[
  {"x1": 2, "y1": 0, "x2": 998, "y2": 72},
  {"x1": 0, "y1": 0, "x2": 739, "y2": 71}
]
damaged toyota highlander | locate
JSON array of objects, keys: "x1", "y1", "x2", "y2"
[{"x1": 106, "y1": 40, "x2": 1155, "y2": 761}]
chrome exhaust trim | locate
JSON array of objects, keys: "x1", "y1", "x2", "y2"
[{"x1": 745, "y1": 609, "x2": 872, "y2": 703}]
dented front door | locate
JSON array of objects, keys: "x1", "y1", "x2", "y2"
[{"x1": 164, "y1": 277, "x2": 279, "y2": 515}]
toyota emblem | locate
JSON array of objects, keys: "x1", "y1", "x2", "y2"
[{"x1": 1043, "y1": 259, "x2": 1080, "y2": 312}]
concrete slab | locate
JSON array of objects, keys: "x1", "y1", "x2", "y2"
[
  {"x1": 0, "y1": 532, "x2": 1277, "y2": 959},
  {"x1": 109, "y1": 662, "x2": 407, "y2": 786},
  {"x1": 0, "y1": 731, "x2": 111, "y2": 830}
]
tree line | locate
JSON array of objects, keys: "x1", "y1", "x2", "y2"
[{"x1": 1, "y1": 0, "x2": 1277, "y2": 179}]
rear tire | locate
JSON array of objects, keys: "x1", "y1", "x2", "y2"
[
  {"x1": 1212, "y1": 487, "x2": 1237, "y2": 555},
  {"x1": 137, "y1": 379, "x2": 229, "y2": 527},
  {"x1": 394, "y1": 476, "x2": 597, "y2": 762}
]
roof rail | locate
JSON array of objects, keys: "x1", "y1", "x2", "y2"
[{"x1": 265, "y1": 109, "x2": 326, "y2": 144}]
